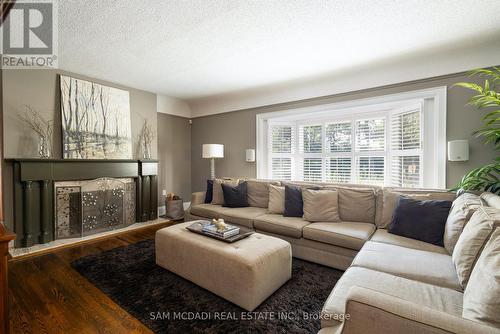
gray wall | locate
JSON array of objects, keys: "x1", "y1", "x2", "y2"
[
  {"x1": 157, "y1": 113, "x2": 191, "y2": 206},
  {"x1": 191, "y1": 71, "x2": 498, "y2": 192},
  {"x1": 2, "y1": 69, "x2": 158, "y2": 159}
]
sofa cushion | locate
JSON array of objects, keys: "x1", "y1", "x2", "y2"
[
  {"x1": 321, "y1": 267, "x2": 464, "y2": 328},
  {"x1": 302, "y1": 189, "x2": 340, "y2": 222},
  {"x1": 463, "y1": 227, "x2": 500, "y2": 327},
  {"x1": 370, "y1": 229, "x2": 448, "y2": 254},
  {"x1": 336, "y1": 187, "x2": 376, "y2": 223},
  {"x1": 212, "y1": 179, "x2": 239, "y2": 205},
  {"x1": 480, "y1": 192, "x2": 500, "y2": 209},
  {"x1": 190, "y1": 204, "x2": 226, "y2": 219},
  {"x1": 452, "y1": 207, "x2": 500, "y2": 288},
  {"x1": 388, "y1": 197, "x2": 452, "y2": 246},
  {"x1": 254, "y1": 214, "x2": 310, "y2": 238},
  {"x1": 352, "y1": 241, "x2": 461, "y2": 290},
  {"x1": 222, "y1": 181, "x2": 249, "y2": 208},
  {"x1": 218, "y1": 206, "x2": 268, "y2": 228},
  {"x1": 376, "y1": 189, "x2": 456, "y2": 228},
  {"x1": 258, "y1": 229, "x2": 358, "y2": 270},
  {"x1": 444, "y1": 193, "x2": 482, "y2": 254},
  {"x1": 303, "y1": 222, "x2": 375, "y2": 250},
  {"x1": 268, "y1": 185, "x2": 285, "y2": 214},
  {"x1": 284, "y1": 185, "x2": 304, "y2": 217},
  {"x1": 246, "y1": 179, "x2": 280, "y2": 208}
]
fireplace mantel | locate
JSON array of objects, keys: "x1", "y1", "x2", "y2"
[{"x1": 8, "y1": 159, "x2": 158, "y2": 247}]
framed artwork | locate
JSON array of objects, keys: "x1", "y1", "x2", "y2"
[{"x1": 60, "y1": 75, "x2": 132, "y2": 159}]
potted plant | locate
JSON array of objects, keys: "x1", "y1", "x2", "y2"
[{"x1": 453, "y1": 68, "x2": 500, "y2": 194}]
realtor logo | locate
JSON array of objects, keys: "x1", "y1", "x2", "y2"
[{"x1": 1, "y1": 0, "x2": 58, "y2": 68}]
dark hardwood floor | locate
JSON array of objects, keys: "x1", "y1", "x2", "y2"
[{"x1": 8, "y1": 221, "x2": 174, "y2": 334}]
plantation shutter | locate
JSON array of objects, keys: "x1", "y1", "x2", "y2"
[
  {"x1": 269, "y1": 124, "x2": 295, "y2": 180},
  {"x1": 326, "y1": 122, "x2": 351, "y2": 153},
  {"x1": 325, "y1": 122, "x2": 352, "y2": 182},
  {"x1": 355, "y1": 118, "x2": 385, "y2": 152},
  {"x1": 265, "y1": 103, "x2": 426, "y2": 186},
  {"x1": 326, "y1": 157, "x2": 351, "y2": 182},
  {"x1": 299, "y1": 125, "x2": 322, "y2": 153},
  {"x1": 271, "y1": 125, "x2": 294, "y2": 154},
  {"x1": 356, "y1": 156, "x2": 385, "y2": 185},
  {"x1": 354, "y1": 118, "x2": 386, "y2": 186},
  {"x1": 298, "y1": 125, "x2": 323, "y2": 181},
  {"x1": 271, "y1": 158, "x2": 292, "y2": 180},
  {"x1": 390, "y1": 107, "x2": 422, "y2": 187},
  {"x1": 302, "y1": 158, "x2": 322, "y2": 181}
]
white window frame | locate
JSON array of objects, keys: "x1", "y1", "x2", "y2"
[{"x1": 256, "y1": 86, "x2": 447, "y2": 188}]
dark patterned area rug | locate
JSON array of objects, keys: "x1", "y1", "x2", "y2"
[{"x1": 72, "y1": 239, "x2": 343, "y2": 334}]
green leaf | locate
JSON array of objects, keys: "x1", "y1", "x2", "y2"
[
  {"x1": 454, "y1": 162, "x2": 500, "y2": 194},
  {"x1": 454, "y1": 82, "x2": 484, "y2": 93},
  {"x1": 482, "y1": 110, "x2": 500, "y2": 121},
  {"x1": 468, "y1": 68, "x2": 500, "y2": 84}
]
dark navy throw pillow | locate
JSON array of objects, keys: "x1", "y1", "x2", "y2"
[
  {"x1": 204, "y1": 179, "x2": 214, "y2": 203},
  {"x1": 388, "y1": 196, "x2": 452, "y2": 246},
  {"x1": 221, "y1": 181, "x2": 249, "y2": 208},
  {"x1": 284, "y1": 185, "x2": 304, "y2": 217}
]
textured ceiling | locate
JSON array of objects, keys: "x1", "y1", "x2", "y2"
[{"x1": 59, "y1": 0, "x2": 500, "y2": 101}]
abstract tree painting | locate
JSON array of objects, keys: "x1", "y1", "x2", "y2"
[{"x1": 60, "y1": 75, "x2": 132, "y2": 159}]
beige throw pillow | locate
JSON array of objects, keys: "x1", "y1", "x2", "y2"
[
  {"x1": 268, "y1": 185, "x2": 285, "y2": 214},
  {"x1": 302, "y1": 189, "x2": 340, "y2": 222},
  {"x1": 480, "y1": 192, "x2": 500, "y2": 209},
  {"x1": 463, "y1": 227, "x2": 500, "y2": 327},
  {"x1": 444, "y1": 193, "x2": 482, "y2": 254},
  {"x1": 212, "y1": 179, "x2": 239, "y2": 205},
  {"x1": 452, "y1": 207, "x2": 500, "y2": 288},
  {"x1": 336, "y1": 187, "x2": 376, "y2": 223},
  {"x1": 247, "y1": 179, "x2": 280, "y2": 208},
  {"x1": 377, "y1": 190, "x2": 456, "y2": 228}
]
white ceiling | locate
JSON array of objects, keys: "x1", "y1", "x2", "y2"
[{"x1": 59, "y1": 0, "x2": 500, "y2": 115}]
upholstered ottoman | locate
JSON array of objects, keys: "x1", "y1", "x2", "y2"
[{"x1": 155, "y1": 221, "x2": 292, "y2": 311}]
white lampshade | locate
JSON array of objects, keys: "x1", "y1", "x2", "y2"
[
  {"x1": 448, "y1": 140, "x2": 469, "y2": 161},
  {"x1": 202, "y1": 144, "x2": 224, "y2": 159}
]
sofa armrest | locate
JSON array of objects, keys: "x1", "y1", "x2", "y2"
[
  {"x1": 191, "y1": 191, "x2": 206, "y2": 206},
  {"x1": 340, "y1": 286, "x2": 497, "y2": 334}
]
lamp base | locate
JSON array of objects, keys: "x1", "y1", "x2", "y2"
[{"x1": 210, "y1": 158, "x2": 215, "y2": 179}]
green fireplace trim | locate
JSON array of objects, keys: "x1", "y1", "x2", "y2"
[{"x1": 8, "y1": 159, "x2": 159, "y2": 247}]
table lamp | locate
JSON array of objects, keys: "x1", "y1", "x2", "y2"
[{"x1": 202, "y1": 144, "x2": 224, "y2": 179}]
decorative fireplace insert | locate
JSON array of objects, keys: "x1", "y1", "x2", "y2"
[{"x1": 55, "y1": 178, "x2": 136, "y2": 239}]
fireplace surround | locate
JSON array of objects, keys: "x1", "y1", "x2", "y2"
[{"x1": 8, "y1": 159, "x2": 158, "y2": 247}]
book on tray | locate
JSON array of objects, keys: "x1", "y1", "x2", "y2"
[{"x1": 202, "y1": 222, "x2": 240, "y2": 238}]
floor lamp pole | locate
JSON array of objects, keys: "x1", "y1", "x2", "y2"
[{"x1": 210, "y1": 158, "x2": 215, "y2": 179}]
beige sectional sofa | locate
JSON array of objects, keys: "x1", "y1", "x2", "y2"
[
  {"x1": 186, "y1": 180, "x2": 455, "y2": 270},
  {"x1": 185, "y1": 179, "x2": 500, "y2": 334}
]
